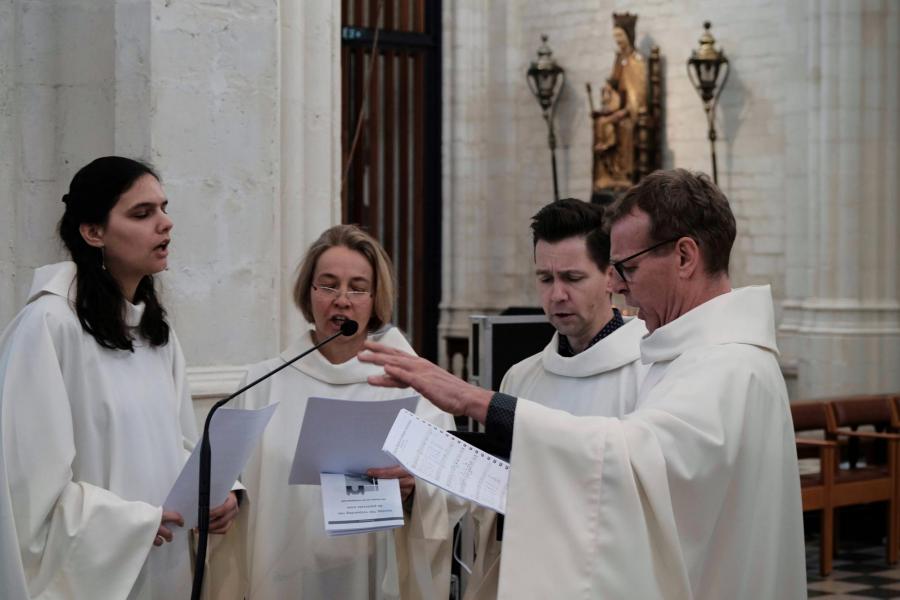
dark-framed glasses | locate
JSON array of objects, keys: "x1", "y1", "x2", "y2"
[
  {"x1": 312, "y1": 284, "x2": 372, "y2": 302},
  {"x1": 612, "y1": 236, "x2": 683, "y2": 282}
]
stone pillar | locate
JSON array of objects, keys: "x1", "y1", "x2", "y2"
[
  {"x1": 0, "y1": 0, "x2": 119, "y2": 328},
  {"x1": 780, "y1": 0, "x2": 900, "y2": 398},
  {"x1": 439, "y1": 1, "x2": 527, "y2": 369},
  {"x1": 144, "y1": 0, "x2": 282, "y2": 381},
  {"x1": 278, "y1": 0, "x2": 342, "y2": 349},
  {"x1": 0, "y1": 0, "x2": 20, "y2": 326},
  {"x1": 0, "y1": 0, "x2": 342, "y2": 407},
  {"x1": 441, "y1": 0, "x2": 491, "y2": 362}
]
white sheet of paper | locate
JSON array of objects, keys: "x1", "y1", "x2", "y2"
[
  {"x1": 382, "y1": 409, "x2": 510, "y2": 513},
  {"x1": 320, "y1": 473, "x2": 404, "y2": 536},
  {"x1": 289, "y1": 395, "x2": 420, "y2": 485},
  {"x1": 164, "y1": 403, "x2": 278, "y2": 532}
]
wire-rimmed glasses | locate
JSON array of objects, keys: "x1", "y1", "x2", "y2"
[
  {"x1": 611, "y1": 236, "x2": 682, "y2": 282},
  {"x1": 312, "y1": 284, "x2": 372, "y2": 303}
]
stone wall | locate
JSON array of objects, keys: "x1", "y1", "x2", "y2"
[
  {"x1": 0, "y1": 0, "x2": 342, "y2": 411},
  {"x1": 1, "y1": 0, "x2": 118, "y2": 327},
  {"x1": 2, "y1": 1, "x2": 897, "y2": 403},
  {"x1": 440, "y1": 1, "x2": 900, "y2": 398},
  {"x1": 779, "y1": 1, "x2": 900, "y2": 397},
  {"x1": 442, "y1": 0, "x2": 800, "y2": 342}
]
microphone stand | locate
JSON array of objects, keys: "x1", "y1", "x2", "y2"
[{"x1": 190, "y1": 321, "x2": 358, "y2": 600}]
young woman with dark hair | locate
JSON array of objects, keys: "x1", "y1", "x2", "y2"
[
  {"x1": 57, "y1": 156, "x2": 171, "y2": 350},
  {"x1": 0, "y1": 156, "x2": 239, "y2": 599}
]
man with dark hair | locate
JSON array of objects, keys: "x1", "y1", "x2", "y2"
[
  {"x1": 464, "y1": 199, "x2": 647, "y2": 599},
  {"x1": 361, "y1": 169, "x2": 805, "y2": 599},
  {"x1": 507, "y1": 197, "x2": 647, "y2": 415}
]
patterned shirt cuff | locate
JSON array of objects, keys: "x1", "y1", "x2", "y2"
[{"x1": 485, "y1": 392, "x2": 517, "y2": 457}]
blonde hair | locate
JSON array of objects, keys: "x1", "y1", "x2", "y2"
[{"x1": 293, "y1": 224, "x2": 395, "y2": 332}]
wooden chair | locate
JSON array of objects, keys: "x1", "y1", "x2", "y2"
[
  {"x1": 825, "y1": 395, "x2": 899, "y2": 566},
  {"x1": 792, "y1": 400, "x2": 838, "y2": 575},
  {"x1": 888, "y1": 394, "x2": 900, "y2": 556}
]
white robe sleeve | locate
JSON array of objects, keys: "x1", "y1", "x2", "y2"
[
  {"x1": 497, "y1": 347, "x2": 805, "y2": 600},
  {"x1": 498, "y1": 402, "x2": 687, "y2": 600},
  {"x1": 169, "y1": 331, "x2": 199, "y2": 455},
  {"x1": 0, "y1": 307, "x2": 161, "y2": 599}
]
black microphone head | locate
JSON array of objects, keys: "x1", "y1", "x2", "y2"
[{"x1": 340, "y1": 320, "x2": 359, "y2": 336}]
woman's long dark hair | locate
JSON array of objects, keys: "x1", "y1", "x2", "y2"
[{"x1": 58, "y1": 156, "x2": 170, "y2": 351}]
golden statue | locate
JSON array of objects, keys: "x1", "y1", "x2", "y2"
[
  {"x1": 589, "y1": 12, "x2": 654, "y2": 202},
  {"x1": 591, "y1": 80, "x2": 624, "y2": 190}
]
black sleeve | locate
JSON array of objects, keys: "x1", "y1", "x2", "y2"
[{"x1": 485, "y1": 392, "x2": 518, "y2": 458}]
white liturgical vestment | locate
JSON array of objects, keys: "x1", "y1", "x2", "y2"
[
  {"x1": 0, "y1": 262, "x2": 197, "y2": 599},
  {"x1": 497, "y1": 286, "x2": 806, "y2": 599},
  {"x1": 464, "y1": 316, "x2": 649, "y2": 600},
  {"x1": 237, "y1": 327, "x2": 463, "y2": 600},
  {"x1": 500, "y1": 315, "x2": 648, "y2": 416}
]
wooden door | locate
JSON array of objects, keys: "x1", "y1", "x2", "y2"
[{"x1": 341, "y1": 0, "x2": 442, "y2": 360}]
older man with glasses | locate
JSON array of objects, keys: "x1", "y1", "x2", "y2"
[{"x1": 360, "y1": 169, "x2": 805, "y2": 600}]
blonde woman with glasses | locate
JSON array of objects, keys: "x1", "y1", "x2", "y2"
[{"x1": 235, "y1": 224, "x2": 461, "y2": 599}]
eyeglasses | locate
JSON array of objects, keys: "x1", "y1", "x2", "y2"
[
  {"x1": 611, "y1": 236, "x2": 682, "y2": 282},
  {"x1": 312, "y1": 284, "x2": 372, "y2": 302}
]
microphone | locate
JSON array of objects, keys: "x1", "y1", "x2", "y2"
[
  {"x1": 191, "y1": 320, "x2": 359, "y2": 599},
  {"x1": 339, "y1": 318, "x2": 359, "y2": 337}
]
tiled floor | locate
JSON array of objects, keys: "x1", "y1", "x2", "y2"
[{"x1": 806, "y1": 540, "x2": 900, "y2": 599}]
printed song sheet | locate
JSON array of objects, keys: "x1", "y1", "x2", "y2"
[{"x1": 382, "y1": 409, "x2": 509, "y2": 513}]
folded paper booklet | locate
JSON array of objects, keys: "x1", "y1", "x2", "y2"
[
  {"x1": 320, "y1": 473, "x2": 405, "y2": 536},
  {"x1": 382, "y1": 409, "x2": 510, "y2": 514}
]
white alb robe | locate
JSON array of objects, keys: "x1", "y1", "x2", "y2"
[
  {"x1": 0, "y1": 262, "x2": 197, "y2": 600},
  {"x1": 497, "y1": 286, "x2": 806, "y2": 599},
  {"x1": 464, "y1": 316, "x2": 649, "y2": 600},
  {"x1": 237, "y1": 327, "x2": 463, "y2": 600},
  {"x1": 500, "y1": 315, "x2": 649, "y2": 416}
]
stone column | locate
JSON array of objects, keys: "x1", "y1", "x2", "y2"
[
  {"x1": 278, "y1": 0, "x2": 343, "y2": 349},
  {"x1": 780, "y1": 0, "x2": 900, "y2": 398},
  {"x1": 439, "y1": 1, "x2": 527, "y2": 370},
  {"x1": 0, "y1": 0, "x2": 20, "y2": 326},
  {"x1": 143, "y1": 0, "x2": 282, "y2": 393},
  {"x1": 0, "y1": 0, "x2": 342, "y2": 410},
  {"x1": 0, "y1": 0, "x2": 119, "y2": 328}
]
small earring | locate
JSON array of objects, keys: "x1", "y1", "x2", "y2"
[{"x1": 100, "y1": 247, "x2": 107, "y2": 271}]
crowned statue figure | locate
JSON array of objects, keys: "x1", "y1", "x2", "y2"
[{"x1": 589, "y1": 12, "x2": 649, "y2": 202}]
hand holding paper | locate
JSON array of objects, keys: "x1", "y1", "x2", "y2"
[
  {"x1": 366, "y1": 465, "x2": 415, "y2": 502},
  {"x1": 164, "y1": 404, "x2": 277, "y2": 533}
]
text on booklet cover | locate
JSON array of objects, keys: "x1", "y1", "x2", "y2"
[{"x1": 320, "y1": 473, "x2": 405, "y2": 536}]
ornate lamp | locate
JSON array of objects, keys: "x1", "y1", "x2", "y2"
[
  {"x1": 687, "y1": 21, "x2": 729, "y2": 184},
  {"x1": 526, "y1": 35, "x2": 566, "y2": 201}
]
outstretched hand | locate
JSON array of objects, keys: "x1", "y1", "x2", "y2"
[{"x1": 358, "y1": 341, "x2": 492, "y2": 423}]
